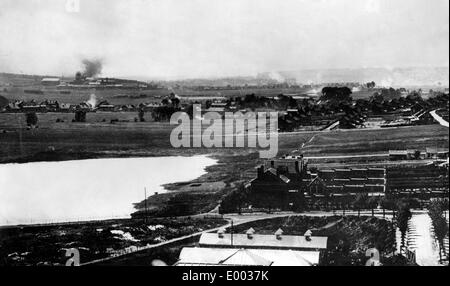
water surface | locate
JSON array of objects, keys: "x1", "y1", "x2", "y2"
[{"x1": 0, "y1": 155, "x2": 216, "y2": 225}]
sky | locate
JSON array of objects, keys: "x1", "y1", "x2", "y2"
[{"x1": 0, "y1": 0, "x2": 448, "y2": 79}]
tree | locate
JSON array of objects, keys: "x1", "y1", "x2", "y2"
[
  {"x1": 74, "y1": 110, "x2": 86, "y2": 122},
  {"x1": 368, "y1": 197, "x2": 379, "y2": 213},
  {"x1": 171, "y1": 97, "x2": 180, "y2": 108},
  {"x1": 0, "y1": 95, "x2": 8, "y2": 109},
  {"x1": 25, "y1": 112, "x2": 38, "y2": 126},
  {"x1": 138, "y1": 108, "x2": 145, "y2": 122},
  {"x1": 406, "y1": 91, "x2": 422, "y2": 103},
  {"x1": 428, "y1": 199, "x2": 449, "y2": 260},
  {"x1": 380, "y1": 195, "x2": 397, "y2": 210},
  {"x1": 366, "y1": 81, "x2": 376, "y2": 88},
  {"x1": 413, "y1": 150, "x2": 421, "y2": 159},
  {"x1": 321, "y1": 87, "x2": 352, "y2": 102},
  {"x1": 396, "y1": 200, "x2": 412, "y2": 253},
  {"x1": 353, "y1": 193, "x2": 369, "y2": 215},
  {"x1": 369, "y1": 92, "x2": 384, "y2": 104},
  {"x1": 288, "y1": 96, "x2": 298, "y2": 108}
]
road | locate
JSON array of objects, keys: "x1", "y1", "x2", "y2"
[
  {"x1": 83, "y1": 209, "x2": 446, "y2": 266},
  {"x1": 430, "y1": 110, "x2": 449, "y2": 128},
  {"x1": 304, "y1": 153, "x2": 388, "y2": 160},
  {"x1": 82, "y1": 210, "x2": 393, "y2": 266}
]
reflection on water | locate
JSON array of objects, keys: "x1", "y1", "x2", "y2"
[
  {"x1": 0, "y1": 155, "x2": 216, "y2": 225},
  {"x1": 396, "y1": 212, "x2": 449, "y2": 266}
]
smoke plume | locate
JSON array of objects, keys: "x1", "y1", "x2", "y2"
[
  {"x1": 81, "y1": 59, "x2": 103, "y2": 78},
  {"x1": 86, "y1": 93, "x2": 97, "y2": 108},
  {"x1": 267, "y1": 71, "x2": 285, "y2": 83}
]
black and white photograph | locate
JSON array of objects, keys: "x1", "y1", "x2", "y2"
[{"x1": 0, "y1": 0, "x2": 448, "y2": 270}]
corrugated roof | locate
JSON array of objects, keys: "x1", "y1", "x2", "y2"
[
  {"x1": 206, "y1": 107, "x2": 225, "y2": 112},
  {"x1": 199, "y1": 233, "x2": 327, "y2": 250},
  {"x1": 41, "y1": 78, "x2": 60, "y2": 81},
  {"x1": 279, "y1": 175, "x2": 291, "y2": 183},
  {"x1": 221, "y1": 249, "x2": 273, "y2": 266},
  {"x1": 389, "y1": 150, "x2": 408, "y2": 155},
  {"x1": 176, "y1": 247, "x2": 320, "y2": 266},
  {"x1": 177, "y1": 247, "x2": 236, "y2": 265}
]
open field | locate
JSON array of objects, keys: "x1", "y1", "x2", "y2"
[
  {"x1": 93, "y1": 215, "x2": 410, "y2": 266},
  {"x1": 0, "y1": 111, "x2": 447, "y2": 161},
  {"x1": 1, "y1": 78, "x2": 384, "y2": 107},
  {"x1": 0, "y1": 217, "x2": 227, "y2": 266},
  {"x1": 0, "y1": 109, "x2": 447, "y2": 216},
  {"x1": 299, "y1": 125, "x2": 449, "y2": 155}
]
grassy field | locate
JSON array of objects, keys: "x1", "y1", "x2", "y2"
[
  {"x1": 0, "y1": 110, "x2": 447, "y2": 216},
  {"x1": 0, "y1": 217, "x2": 227, "y2": 266},
  {"x1": 1, "y1": 112, "x2": 447, "y2": 160},
  {"x1": 300, "y1": 125, "x2": 449, "y2": 155},
  {"x1": 96, "y1": 215, "x2": 409, "y2": 266},
  {"x1": 0, "y1": 81, "x2": 378, "y2": 106}
]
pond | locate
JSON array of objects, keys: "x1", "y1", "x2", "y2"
[{"x1": 0, "y1": 155, "x2": 216, "y2": 225}]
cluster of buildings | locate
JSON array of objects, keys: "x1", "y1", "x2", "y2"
[
  {"x1": 306, "y1": 168, "x2": 386, "y2": 197},
  {"x1": 2, "y1": 100, "x2": 72, "y2": 113},
  {"x1": 243, "y1": 150, "x2": 449, "y2": 211},
  {"x1": 244, "y1": 155, "x2": 308, "y2": 211},
  {"x1": 389, "y1": 147, "x2": 449, "y2": 161},
  {"x1": 0, "y1": 99, "x2": 167, "y2": 113},
  {"x1": 175, "y1": 228, "x2": 328, "y2": 266},
  {"x1": 387, "y1": 163, "x2": 449, "y2": 196},
  {"x1": 243, "y1": 155, "x2": 387, "y2": 211},
  {"x1": 41, "y1": 76, "x2": 151, "y2": 89}
]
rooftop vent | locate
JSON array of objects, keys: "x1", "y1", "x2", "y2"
[
  {"x1": 274, "y1": 228, "x2": 283, "y2": 240},
  {"x1": 246, "y1": 228, "x2": 255, "y2": 239},
  {"x1": 304, "y1": 229, "x2": 312, "y2": 241}
]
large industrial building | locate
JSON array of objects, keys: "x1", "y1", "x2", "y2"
[
  {"x1": 244, "y1": 155, "x2": 308, "y2": 211},
  {"x1": 306, "y1": 168, "x2": 386, "y2": 197},
  {"x1": 41, "y1": 77, "x2": 60, "y2": 86},
  {"x1": 175, "y1": 228, "x2": 328, "y2": 266},
  {"x1": 245, "y1": 155, "x2": 387, "y2": 211}
]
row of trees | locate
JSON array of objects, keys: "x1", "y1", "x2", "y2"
[{"x1": 428, "y1": 199, "x2": 449, "y2": 261}]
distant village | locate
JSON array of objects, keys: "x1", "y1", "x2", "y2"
[{"x1": 1, "y1": 78, "x2": 449, "y2": 132}]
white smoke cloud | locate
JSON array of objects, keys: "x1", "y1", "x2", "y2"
[
  {"x1": 268, "y1": 71, "x2": 285, "y2": 83},
  {"x1": 380, "y1": 77, "x2": 393, "y2": 87},
  {"x1": 86, "y1": 93, "x2": 97, "y2": 108}
]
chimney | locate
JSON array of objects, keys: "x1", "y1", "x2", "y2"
[
  {"x1": 274, "y1": 228, "x2": 283, "y2": 240},
  {"x1": 246, "y1": 228, "x2": 255, "y2": 239},
  {"x1": 217, "y1": 228, "x2": 225, "y2": 238},
  {"x1": 304, "y1": 229, "x2": 312, "y2": 241},
  {"x1": 257, "y1": 165, "x2": 264, "y2": 179}
]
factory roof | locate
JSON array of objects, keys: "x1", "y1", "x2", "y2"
[
  {"x1": 199, "y1": 232, "x2": 327, "y2": 250},
  {"x1": 176, "y1": 247, "x2": 320, "y2": 266},
  {"x1": 41, "y1": 77, "x2": 60, "y2": 82},
  {"x1": 389, "y1": 150, "x2": 408, "y2": 155}
]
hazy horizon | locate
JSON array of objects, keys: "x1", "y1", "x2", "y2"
[{"x1": 0, "y1": 0, "x2": 448, "y2": 79}]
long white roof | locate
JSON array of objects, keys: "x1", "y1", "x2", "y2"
[
  {"x1": 176, "y1": 247, "x2": 320, "y2": 266},
  {"x1": 199, "y1": 232, "x2": 328, "y2": 250}
]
